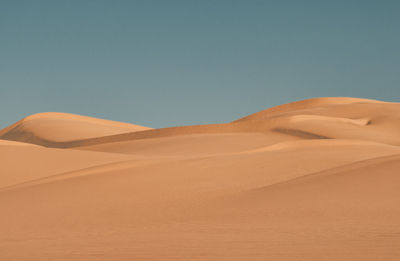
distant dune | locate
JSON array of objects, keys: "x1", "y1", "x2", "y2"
[
  {"x1": 1, "y1": 97, "x2": 400, "y2": 260},
  {"x1": 0, "y1": 112, "x2": 151, "y2": 147}
]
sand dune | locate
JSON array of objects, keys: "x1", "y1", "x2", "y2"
[
  {"x1": 1, "y1": 97, "x2": 394, "y2": 149},
  {"x1": 0, "y1": 112, "x2": 151, "y2": 147},
  {"x1": 234, "y1": 97, "x2": 383, "y2": 122},
  {"x1": 78, "y1": 132, "x2": 300, "y2": 157},
  {"x1": 1, "y1": 97, "x2": 400, "y2": 260},
  {"x1": 0, "y1": 142, "x2": 135, "y2": 188}
]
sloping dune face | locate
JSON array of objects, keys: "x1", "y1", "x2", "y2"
[
  {"x1": 0, "y1": 112, "x2": 151, "y2": 147},
  {"x1": 1, "y1": 97, "x2": 400, "y2": 261}
]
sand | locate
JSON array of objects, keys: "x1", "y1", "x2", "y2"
[{"x1": 1, "y1": 97, "x2": 400, "y2": 260}]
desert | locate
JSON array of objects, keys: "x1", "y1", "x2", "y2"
[{"x1": 1, "y1": 97, "x2": 400, "y2": 260}]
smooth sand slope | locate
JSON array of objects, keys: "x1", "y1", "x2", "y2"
[
  {"x1": 1, "y1": 97, "x2": 400, "y2": 260},
  {"x1": 0, "y1": 112, "x2": 151, "y2": 147}
]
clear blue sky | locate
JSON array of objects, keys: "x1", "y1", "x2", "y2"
[{"x1": 1, "y1": 0, "x2": 399, "y2": 128}]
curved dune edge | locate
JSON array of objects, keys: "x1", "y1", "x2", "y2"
[
  {"x1": 0, "y1": 139, "x2": 40, "y2": 147},
  {"x1": 249, "y1": 153, "x2": 400, "y2": 193},
  {"x1": 1, "y1": 97, "x2": 400, "y2": 260},
  {"x1": 0, "y1": 97, "x2": 399, "y2": 148},
  {"x1": 0, "y1": 112, "x2": 151, "y2": 145},
  {"x1": 1, "y1": 141, "x2": 400, "y2": 260},
  {"x1": 2, "y1": 137, "x2": 399, "y2": 193},
  {"x1": 234, "y1": 97, "x2": 383, "y2": 122}
]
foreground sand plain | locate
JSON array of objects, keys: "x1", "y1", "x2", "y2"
[{"x1": 1, "y1": 97, "x2": 400, "y2": 260}]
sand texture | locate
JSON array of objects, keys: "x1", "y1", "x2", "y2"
[{"x1": 1, "y1": 97, "x2": 400, "y2": 260}]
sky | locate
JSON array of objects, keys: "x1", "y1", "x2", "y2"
[{"x1": 1, "y1": 0, "x2": 399, "y2": 128}]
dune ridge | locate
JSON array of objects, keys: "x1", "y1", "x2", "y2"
[
  {"x1": 0, "y1": 112, "x2": 151, "y2": 146},
  {"x1": 1, "y1": 97, "x2": 400, "y2": 260}
]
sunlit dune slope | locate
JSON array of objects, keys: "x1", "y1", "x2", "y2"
[
  {"x1": 0, "y1": 141, "x2": 135, "y2": 188},
  {"x1": 0, "y1": 139, "x2": 399, "y2": 260},
  {"x1": 73, "y1": 97, "x2": 400, "y2": 149},
  {"x1": 0, "y1": 112, "x2": 151, "y2": 147},
  {"x1": 234, "y1": 97, "x2": 382, "y2": 122},
  {"x1": 1, "y1": 97, "x2": 399, "y2": 149},
  {"x1": 1, "y1": 97, "x2": 400, "y2": 260},
  {"x1": 79, "y1": 132, "x2": 299, "y2": 157}
]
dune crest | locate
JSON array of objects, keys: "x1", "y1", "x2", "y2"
[
  {"x1": 0, "y1": 112, "x2": 151, "y2": 147},
  {"x1": 234, "y1": 97, "x2": 382, "y2": 122},
  {"x1": 1, "y1": 97, "x2": 400, "y2": 260}
]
